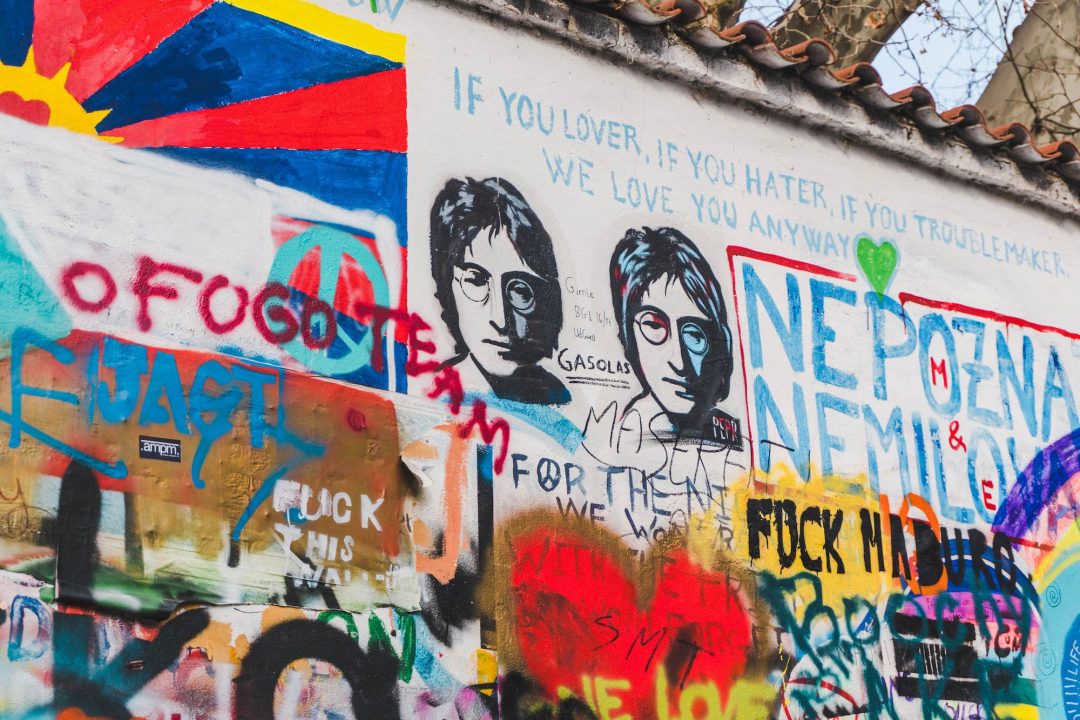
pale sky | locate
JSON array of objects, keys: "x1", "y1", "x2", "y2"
[{"x1": 739, "y1": 0, "x2": 1027, "y2": 110}]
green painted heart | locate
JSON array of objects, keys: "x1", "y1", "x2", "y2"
[{"x1": 856, "y1": 236, "x2": 898, "y2": 297}]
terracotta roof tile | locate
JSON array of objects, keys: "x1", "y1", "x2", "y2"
[
  {"x1": 611, "y1": 0, "x2": 680, "y2": 24},
  {"x1": 563, "y1": 0, "x2": 1080, "y2": 188}
]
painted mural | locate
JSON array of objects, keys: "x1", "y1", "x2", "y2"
[{"x1": 0, "y1": 0, "x2": 1076, "y2": 718}]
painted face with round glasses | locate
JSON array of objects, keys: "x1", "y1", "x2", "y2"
[
  {"x1": 611, "y1": 227, "x2": 734, "y2": 432},
  {"x1": 632, "y1": 278, "x2": 722, "y2": 420},
  {"x1": 430, "y1": 177, "x2": 568, "y2": 406},
  {"x1": 451, "y1": 229, "x2": 559, "y2": 378}
]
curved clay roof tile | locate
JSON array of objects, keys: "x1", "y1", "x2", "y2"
[{"x1": 566, "y1": 0, "x2": 1080, "y2": 187}]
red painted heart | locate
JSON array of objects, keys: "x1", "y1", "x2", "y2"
[
  {"x1": 507, "y1": 521, "x2": 753, "y2": 716},
  {"x1": 0, "y1": 92, "x2": 51, "y2": 126}
]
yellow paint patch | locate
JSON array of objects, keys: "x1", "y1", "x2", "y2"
[
  {"x1": 656, "y1": 670, "x2": 776, "y2": 720},
  {"x1": 476, "y1": 648, "x2": 498, "y2": 695},
  {"x1": 731, "y1": 466, "x2": 895, "y2": 607},
  {"x1": 225, "y1": 0, "x2": 406, "y2": 63},
  {"x1": 0, "y1": 49, "x2": 119, "y2": 140},
  {"x1": 186, "y1": 619, "x2": 249, "y2": 664},
  {"x1": 593, "y1": 677, "x2": 632, "y2": 720},
  {"x1": 995, "y1": 703, "x2": 1040, "y2": 720},
  {"x1": 260, "y1": 604, "x2": 305, "y2": 634}
]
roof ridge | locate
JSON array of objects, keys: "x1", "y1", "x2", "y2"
[{"x1": 523, "y1": 0, "x2": 1080, "y2": 191}]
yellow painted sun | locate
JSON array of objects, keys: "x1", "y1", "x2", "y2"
[{"x1": 0, "y1": 48, "x2": 121, "y2": 142}]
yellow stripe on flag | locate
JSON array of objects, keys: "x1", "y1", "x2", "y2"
[{"x1": 225, "y1": 0, "x2": 405, "y2": 64}]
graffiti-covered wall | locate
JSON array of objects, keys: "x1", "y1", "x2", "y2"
[{"x1": 0, "y1": 0, "x2": 1077, "y2": 718}]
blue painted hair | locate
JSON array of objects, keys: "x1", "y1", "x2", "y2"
[{"x1": 610, "y1": 226, "x2": 733, "y2": 404}]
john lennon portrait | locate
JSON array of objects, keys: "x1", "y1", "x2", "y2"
[
  {"x1": 429, "y1": 177, "x2": 569, "y2": 405},
  {"x1": 610, "y1": 226, "x2": 739, "y2": 444}
]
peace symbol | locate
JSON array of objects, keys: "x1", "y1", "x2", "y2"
[{"x1": 266, "y1": 224, "x2": 390, "y2": 377}]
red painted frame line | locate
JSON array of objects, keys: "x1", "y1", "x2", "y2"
[{"x1": 898, "y1": 292, "x2": 1080, "y2": 343}]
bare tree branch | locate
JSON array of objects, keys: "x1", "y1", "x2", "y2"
[
  {"x1": 769, "y1": 0, "x2": 927, "y2": 64},
  {"x1": 751, "y1": 0, "x2": 1077, "y2": 139},
  {"x1": 708, "y1": 0, "x2": 748, "y2": 26}
]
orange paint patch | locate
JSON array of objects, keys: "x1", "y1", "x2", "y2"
[{"x1": 58, "y1": 708, "x2": 111, "y2": 720}]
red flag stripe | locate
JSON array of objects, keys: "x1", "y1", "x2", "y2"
[{"x1": 112, "y1": 69, "x2": 407, "y2": 152}]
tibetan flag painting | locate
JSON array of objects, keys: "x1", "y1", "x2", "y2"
[{"x1": 0, "y1": 0, "x2": 407, "y2": 235}]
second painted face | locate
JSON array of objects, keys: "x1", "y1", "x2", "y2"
[
  {"x1": 631, "y1": 276, "x2": 717, "y2": 419},
  {"x1": 452, "y1": 228, "x2": 556, "y2": 377}
]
